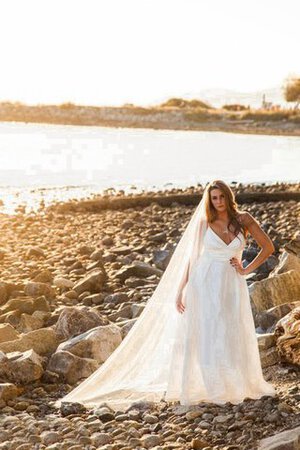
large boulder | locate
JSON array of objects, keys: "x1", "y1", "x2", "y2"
[
  {"x1": 47, "y1": 350, "x2": 98, "y2": 384},
  {"x1": 0, "y1": 328, "x2": 59, "y2": 356},
  {"x1": 258, "y1": 425, "x2": 300, "y2": 449},
  {"x1": 73, "y1": 270, "x2": 106, "y2": 295},
  {"x1": 274, "y1": 306, "x2": 300, "y2": 365},
  {"x1": 0, "y1": 349, "x2": 44, "y2": 384},
  {"x1": 260, "y1": 347, "x2": 280, "y2": 368},
  {"x1": 249, "y1": 270, "x2": 300, "y2": 312},
  {"x1": 54, "y1": 306, "x2": 108, "y2": 340},
  {"x1": 255, "y1": 300, "x2": 300, "y2": 333},
  {"x1": 269, "y1": 250, "x2": 300, "y2": 277},
  {"x1": 56, "y1": 324, "x2": 122, "y2": 363}
]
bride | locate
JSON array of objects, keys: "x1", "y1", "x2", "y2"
[{"x1": 55, "y1": 179, "x2": 277, "y2": 411}]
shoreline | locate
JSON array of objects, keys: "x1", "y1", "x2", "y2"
[
  {"x1": 0, "y1": 181, "x2": 298, "y2": 216},
  {"x1": 0, "y1": 102, "x2": 299, "y2": 137},
  {"x1": 47, "y1": 188, "x2": 300, "y2": 214},
  {"x1": 1, "y1": 117, "x2": 300, "y2": 137}
]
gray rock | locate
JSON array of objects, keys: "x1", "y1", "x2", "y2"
[
  {"x1": 54, "y1": 306, "x2": 107, "y2": 340},
  {"x1": 255, "y1": 300, "x2": 300, "y2": 332},
  {"x1": 91, "y1": 432, "x2": 112, "y2": 446},
  {"x1": 258, "y1": 425, "x2": 300, "y2": 449},
  {"x1": 114, "y1": 261, "x2": 163, "y2": 283},
  {"x1": 47, "y1": 350, "x2": 98, "y2": 384},
  {"x1": 152, "y1": 243, "x2": 173, "y2": 270},
  {"x1": 104, "y1": 293, "x2": 129, "y2": 305},
  {"x1": 149, "y1": 231, "x2": 167, "y2": 243},
  {"x1": 73, "y1": 269, "x2": 106, "y2": 295},
  {"x1": 140, "y1": 434, "x2": 162, "y2": 449},
  {"x1": 108, "y1": 305, "x2": 133, "y2": 321},
  {"x1": 40, "y1": 431, "x2": 60, "y2": 446},
  {"x1": 257, "y1": 333, "x2": 276, "y2": 350},
  {"x1": 260, "y1": 346, "x2": 280, "y2": 368},
  {"x1": 53, "y1": 277, "x2": 74, "y2": 289}
]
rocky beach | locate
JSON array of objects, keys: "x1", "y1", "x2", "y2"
[{"x1": 0, "y1": 181, "x2": 300, "y2": 450}]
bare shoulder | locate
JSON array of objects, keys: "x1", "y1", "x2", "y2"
[{"x1": 236, "y1": 211, "x2": 257, "y2": 227}]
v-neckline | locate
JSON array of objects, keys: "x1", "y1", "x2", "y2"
[{"x1": 207, "y1": 225, "x2": 239, "y2": 247}]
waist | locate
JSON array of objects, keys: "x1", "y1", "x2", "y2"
[{"x1": 200, "y1": 249, "x2": 241, "y2": 262}]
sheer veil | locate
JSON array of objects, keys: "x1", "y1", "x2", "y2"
[{"x1": 55, "y1": 191, "x2": 208, "y2": 411}]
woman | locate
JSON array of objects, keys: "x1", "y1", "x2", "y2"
[
  {"x1": 55, "y1": 180, "x2": 276, "y2": 411},
  {"x1": 166, "y1": 180, "x2": 276, "y2": 406}
]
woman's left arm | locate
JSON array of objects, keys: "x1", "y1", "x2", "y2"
[{"x1": 230, "y1": 212, "x2": 275, "y2": 276}]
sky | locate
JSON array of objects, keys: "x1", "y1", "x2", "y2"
[{"x1": 0, "y1": 0, "x2": 299, "y2": 107}]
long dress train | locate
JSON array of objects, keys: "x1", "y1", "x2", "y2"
[{"x1": 55, "y1": 210, "x2": 276, "y2": 411}]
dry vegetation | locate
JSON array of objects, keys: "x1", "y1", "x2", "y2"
[{"x1": 0, "y1": 98, "x2": 299, "y2": 135}]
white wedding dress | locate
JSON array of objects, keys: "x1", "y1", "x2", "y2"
[
  {"x1": 164, "y1": 225, "x2": 276, "y2": 405},
  {"x1": 56, "y1": 201, "x2": 276, "y2": 411}
]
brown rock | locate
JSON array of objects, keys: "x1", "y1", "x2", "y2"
[
  {"x1": 0, "y1": 383, "x2": 20, "y2": 401},
  {"x1": 0, "y1": 328, "x2": 59, "y2": 356},
  {"x1": 47, "y1": 350, "x2": 98, "y2": 384},
  {"x1": 73, "y1": 270, "x2": 106, "y2": 295},
  {"x1": 274, "y1": 306, "x2": 300, "y2": 365},
  {"x1": 0, "y1": 323, "x2": 20, "y2": 343},
  {"x1": 57, "y1": 324, "x2": 122, "y2": 363},
  {"x1": 25, "y1": 282, "x2": 56, "y2": 299},
  {"x1": 33, "y1": 269, "x2": 53, "y2": 283},
  {"x1": 249, "y1": 270, "x2": 300, "y2": 312},
  {"x1": 0, "y1": 295, "x2": 50, "y2": 315},
  {"x1": 0, "y1": 349, "x2": 44, "y2": 384},
  {"x1": 54, "y1": 306, "x2": 107, "y2": 340},
  {"x1": 0, "y1": 282, "x2": 9, "y2": 306},
  {"x1": 26, "y1": 247, "x2": 46, "y2": 258}
]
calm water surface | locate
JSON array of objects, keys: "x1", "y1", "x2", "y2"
[{"x1": 0, "y1": 121, "x2": 299, "y2": 213}]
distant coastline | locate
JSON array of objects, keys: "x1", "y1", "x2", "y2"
[{"x1": 0, "y1": 100, "x2": 299, "y2": 136}]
